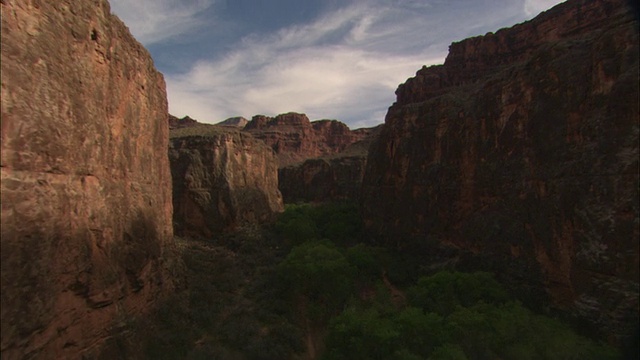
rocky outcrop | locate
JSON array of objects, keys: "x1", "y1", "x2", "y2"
[
  {"x1": 168, "y1": 114, "x2": 198, "y2": 129},
  {"x1": 244, "y1": 112, "x2": 371, "y2": 167},
  {"x1": 1, "y1": 1, "x2": 174, "y2": 359},
  {"x1": 362, "y1": 0, "x2": 638, "y2": 343},
  {"x1": 279, "y1": 157, "x2": 367, "y2": 203},
  {"x1": 169, "y1": 125, "x2": 284, "y2": 237},
  {"x1": 217, "y1": 116, "x2": 249, "y2": 128},
  {"x1": 395, "y1": 0, "x2": 636, "y2": 105},
  {"x1": 278, "y1": 125, "x2": 382, "y2": 203}
]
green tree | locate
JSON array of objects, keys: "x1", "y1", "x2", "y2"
[
  {"x1": 274, "y1": 204, "x2": 319, "y2": 245},
  {"x1": 276, "y1": 241, "x2": 355, "y2": 322},
  {"x1": 407, "y1": 271, "x2": 509, "y2": 315},
  {"x1": 323, "y1": 308, "x2": 400, "y2": 360}
]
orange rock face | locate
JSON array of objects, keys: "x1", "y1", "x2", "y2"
[
  {"x1": 278, "y1": 125, "x2": 382, "y2": 203},
  {"x1": 244, "y1": 112, "x2": 371, "y2": 167},
  {"x1": 169, "y1": 125, "x2": 284, "y2": 236},
  {"x1": 362, "y1": 0, "x2": 638, "y2": 342},
  {"x1": 1, "y1": 0, "x2": 174, "y2": 358}
]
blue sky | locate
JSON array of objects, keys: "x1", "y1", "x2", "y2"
[{"x1": 110, "y1": 0, "x2": 565, "y2": 128}]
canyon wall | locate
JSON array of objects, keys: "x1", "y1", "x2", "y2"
[
  {"x1": 169, "y1": 125, "x2": 284, "y2": 237},
  {"x1": 278, "y1": 125, "x2": 382, "y2": 203},
  {"x1": 362, "y1": 0, "x2": 638, "y2": 342},
  {"x1": 244, "y1": 112, "x2": 371, "y2": 167},
  {"x1": 1, "y1": 0, "x2": 174, "y2": 358},
  {"x1": 278, "y1": 156, "x2": 367, "y2": 203}
]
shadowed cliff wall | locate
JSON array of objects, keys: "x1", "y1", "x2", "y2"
[
  {"x1": 1, "y1": 0, "x2": 174, "y2": 358},
  {"x1": 362, "y1": 0, "x2": 638, "y2": 343}
]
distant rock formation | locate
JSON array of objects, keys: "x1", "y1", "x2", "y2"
[
  {"x1": 243, "y1": 112, "x2": 372, "y2": 167},
  {"x1": 169, "y1": 125, "x2": 283, "y2": 237},
  {"x1": 279, "y1": 125, "x2": 382, "y2": 203},
  {"x1": 1, "y1": 0, "x2": 175, "y2": 358},
  {"x1": 362, "y1": 0, "x2": 638, "y2": 343},
  {"x1": 217, "y1": 116, "x2": 249, "y2": 128},
  {"x1": 169, "y1": 114, "x2": 198, "y2": 129},
  {"x1": 279, "y1": 157, "x2": 367, "y2": 203}
]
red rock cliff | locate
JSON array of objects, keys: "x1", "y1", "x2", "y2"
[
  {"x1": 244, "y1": 112, "x2": 370, "y2": 166},
  {"x1": 1, "y1": 0, "x2": 174, "y2": 358},
  {"x1": 278, "y1": 125, "x2": 382, "y2": 203},
  {"x1": 169, "y1": 125, "x2": 284, "y2": 237},
  {"x1": 362, "y1": 0, "x2": 638, "y2": 342},
  {"x1": 395, "y1": 0, "x2": 633, "y2": 105}
]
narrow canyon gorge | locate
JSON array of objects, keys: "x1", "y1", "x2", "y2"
[{"x1": 1, "y1": 0, "x2": 638, "y2": 358}]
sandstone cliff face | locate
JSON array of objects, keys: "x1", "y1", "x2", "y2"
[
  {"x1": 279, "y1": 157, "x2": 367, "y2": 203},
  {"x1": 1, "y1": 0, "x2": 174, "y2": 359},
  {"x1": 244, "y1": 112, "x2": 371, "y2": 167},
  {"x1": 278, "y1": 125, "x2": 382, "y2": 203},
  {"x1": 362, "y1": 0, "x2": 638, "y2": 342},
  {"x1": 395, "y1": 0, "x2": 634, "y2": 105},
  {"x1": 169, "y1": 125, "x2": 284, "y2": 237}
]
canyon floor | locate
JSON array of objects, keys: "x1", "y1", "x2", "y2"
[{"x1": 100, "y1": 202, "x2": 630, "y2": 360}]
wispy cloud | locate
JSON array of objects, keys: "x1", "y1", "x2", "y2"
[
  {"x1": 165, "y1": 3, "x2": 451, "y2": 127},
  {"x1": 109, "y1": 0, "x2": 214, "y2": 45},
  {"x1": 111, "y1": 0, "x2": 568, "y2": 128}
]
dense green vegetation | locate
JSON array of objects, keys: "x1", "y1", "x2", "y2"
[
  {"x1": 111, "y1": 202, "x2": 619, "y2": 359},
  {"x1": 324, "y1": 272, "x2": 618, "y2": 360}
]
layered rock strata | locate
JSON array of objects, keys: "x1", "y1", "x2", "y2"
[
  {"x1": 278, "y1": 125, "x2": 382, "y2": 203},
  {"x1": 243, "y1": 112, "x2": 371, "y2": 167},
  {"x1": 362, "y1": 0, "x2": 638, "y2": 342},
  {"x1": 169, "y1": 125, "x2": 284, "y2": 237},
  {"x1": 1, "y1": 0, "x2": 174, "y2": 358},
  {"x1": 278, "y1": 157, "x2": 367, "y2": 203}
]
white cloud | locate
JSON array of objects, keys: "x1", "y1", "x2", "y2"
[
  {"x1": 146, "y1": 0, "x2": 561, "y2": 128},
  {"x1": 109, "y1": 0, "x2": 214, "y2": 45},
  {"x1": 165, "y1": 3, "x2": 447, "y2": 127}
]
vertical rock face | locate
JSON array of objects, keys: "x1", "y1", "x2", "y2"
[
  {"x1": 1, "y1": 0, "x2": 174, "y2": 358},
  {"x1": 362, "y1": 0, "x2": 638, "y2": 342},
  {"x1": 278, "y1": 125, "x2": 383, "y2": 203},
  {"x1": 278, "y1": 157, "x2": 368, "y2": 203},
  {"x1": 169, "y1": 125, "x2": 284, "y2": 237},
  {"x1": 244, "y1": 112, "x2": 371, "y2": 166}
]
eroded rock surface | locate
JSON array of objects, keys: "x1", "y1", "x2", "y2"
[
  {"x1": 244, "y1": 112, "x2": 371, "y2": 167},
  {"x1": 217, "y1": 116, "x2": 249, "y2": 128},
  {"x1": 279, "y1": 157, "x2": 367, "y2": 203},
  {"x1": 1, "y1": 0, "x2": 174, "y2": 358},
  {"x1": 169, "y1": 125, "x2": 284, "y2": 237},
  {"x1": 279, "y1": 125, "x2": 382, "y2": 203},
  {"x1": 362, "y1": 0, "x2": 638, "y2": 342}
]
